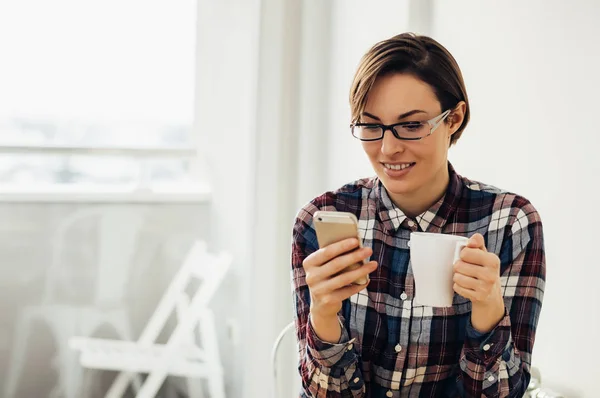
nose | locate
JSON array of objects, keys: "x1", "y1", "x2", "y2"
[{"x1": 380, "y1": 127, "x2": 406, "y2": 156}]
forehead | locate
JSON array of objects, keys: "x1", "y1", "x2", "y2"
[{"x1": 364, "y1": 73, "x2": 440, "y2": 115}]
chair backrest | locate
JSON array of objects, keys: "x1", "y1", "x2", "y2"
[
  {"x1": 271, "y1": 321, "x2": 301, "y2": 398},
  {"x1": 43, "y1": 206, "x2": 145, "y2": 306},
  {"x1": 135, "y1": 240, "x2": 232, "y2": 346}
]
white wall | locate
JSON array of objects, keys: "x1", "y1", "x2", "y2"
[
  {"x1": 433, "y1": 1, "x2": 600, "y2": 396},
  {"x1": 325, "y1": 1, "x2": 600, "y2": 396},
  {"x1": 194, "y1": 1, "x2": 261, "y2": 397}
]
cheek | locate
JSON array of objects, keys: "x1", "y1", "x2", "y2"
[
  {"x1": 409, "y1": 143, "x2": 432, "y2": 163},
  {"x1": 416, "y1": 136, "x2": 448, "y2": 163},
  {"x1": 361, "y1": 142, "x2": 380, "y2": 161}
]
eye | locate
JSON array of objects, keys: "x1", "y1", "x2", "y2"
[{"x1": 402, "y1": 122, "x2": 425, "y2": 132}]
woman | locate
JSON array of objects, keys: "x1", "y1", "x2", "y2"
[{"x1": 291, "y1": 33, "x2": 545, "y2": 398}]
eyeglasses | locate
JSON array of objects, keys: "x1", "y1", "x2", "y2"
[{"x1": 350, "y1": 109, "x2": 452, "y2": 141}]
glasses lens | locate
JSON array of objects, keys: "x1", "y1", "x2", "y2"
[
  {"x1": 353, "y1": 125, "x2": 383, "y2": 140},
  {"x1": 393, "y1": 122, "x2": 430, "y2": 139}
]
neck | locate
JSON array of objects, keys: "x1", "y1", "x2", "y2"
[{"x1": 389, "y1": 162, "x2": 450, "y2": 219}]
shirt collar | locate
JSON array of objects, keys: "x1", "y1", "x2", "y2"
[{"x1": 375, "y1": 162, "x2": 463, "y2": 233}]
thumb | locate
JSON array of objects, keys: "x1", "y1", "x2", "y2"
[{"x1": 468, "y1": 233, "x2": 487, "y2": 252}]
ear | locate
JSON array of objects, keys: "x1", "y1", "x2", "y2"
[{"x1": 447, "y1": 101, "x2": 467, "y2": 137}]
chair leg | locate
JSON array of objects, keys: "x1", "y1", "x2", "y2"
[
  {"x1": 135, "y1": 370, "x2": 168, "y2": 398},
  {"x1": 199, "y1": 311, "x2": 226, "y2": 398},
  {"x1": 4, "y1": 310, "x2": 35, "y2": 398},
  {"x1": 56, "y1": 318, "x2": 86, "y2": 398},
  {"x1": 110, "y1": 310, "x2": 143, "y2": 394},
  {"x1": 106, "y1": 372, "x2": 135, "y2": 398},
  {"x1": 185, "y1": 309, "x2": 204, "y2": 398},
  {"x1": 207, "y1": 374, "x2": 226, "y2": 398},
  {"x1": 57, "y1": 348, "x2": 84, "y2": 398}
]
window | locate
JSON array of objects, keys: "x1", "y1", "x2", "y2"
[{"x1": 0, "y1": 0, "x2": 198, "y2": 190}]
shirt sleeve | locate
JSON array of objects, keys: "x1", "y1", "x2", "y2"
[
  {"x1": 458, "y1": 200, "x2": 546, "y2": 398},
  {"x1": 291, "y1": 205, "x2": 366, "y2": 397}
]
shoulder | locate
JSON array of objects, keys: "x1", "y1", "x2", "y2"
[
  {"x1": 459, "y1": 174, "x2": 543, "y2": 235},
  {"x1": 294, "y1": 176, "x2": 377, "y2": 230}
]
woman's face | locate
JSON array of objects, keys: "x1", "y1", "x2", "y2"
[{"x1": 360, "y1": 73, "x2": 462, "y2": 205}]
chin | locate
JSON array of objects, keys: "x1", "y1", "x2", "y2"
[{"x1": 376, "y1": 173, "x2": 420, "y2": 196}]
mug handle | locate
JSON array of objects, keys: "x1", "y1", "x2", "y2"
[{"x1": 453, "y1": 241, "x2": 468, "y2": 264}]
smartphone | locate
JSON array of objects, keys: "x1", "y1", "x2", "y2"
[{"x1": 313, "y1": 210, "x2": 369, "y2": 285}]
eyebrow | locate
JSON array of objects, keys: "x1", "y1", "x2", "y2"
[{"x1": 362, "y1": 109, "x2": 427, "y2": 121}]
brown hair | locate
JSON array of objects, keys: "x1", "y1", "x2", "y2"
[{"x1": 350, "y1": 33, "x2": 470, "y2": 146}]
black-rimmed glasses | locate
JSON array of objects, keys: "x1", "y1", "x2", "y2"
[{"x1": 350, "y1": 109, "x2": 452, "y2": 141}]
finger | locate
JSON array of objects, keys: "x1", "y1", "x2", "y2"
[
  {"x1": 453, "y1": 260, "x2": 485, "y2": 278},
  {"x1": 467, "y1": 233, "x2": 488, "y2": 252},
  {"x1": 321, "y1": 261, "x2": 377, "y2": 292},
  {"x1": 322, "y1": 247, "x2": 373, "y2": 278},
  {"x1": 453, "y1": 283, "x2": 476, "y2": 300},
  {"x1": 328, "y1": 281, "x2": 369, "y2": 303},
  {"x1": 454, "y1": 261, "x2": 498, "y2": 285},
  {"x1": 304, "y1": 237, "x2": 360, "y2": 269},
  {"x1": 458, "y1": 247, "x2": 490, "y2": 267},
  {"x1": 305, "y1": 247, "x2": 372, "y2": 289},
  {"x1": 461, "y1": 250, "x2": 501, "y2": 274},
  {"x1": 453, "y1": 272, "x2": 481, "y2": 290}
]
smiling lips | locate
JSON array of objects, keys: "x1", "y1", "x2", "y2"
[{"x1": 383, "y1": 162, "x2": 415, "y2": 170}]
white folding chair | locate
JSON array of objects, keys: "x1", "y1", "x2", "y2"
[
  {"x1": 70, "y1": 240, "x2": 232, "y2": 398},
  {"x1": 4, "y1": 207, "x2": 146, "y2": 398}
]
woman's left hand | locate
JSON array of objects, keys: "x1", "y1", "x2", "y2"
[{"x1": 453, "y1": 233, "x2": 505, "y2": 333}]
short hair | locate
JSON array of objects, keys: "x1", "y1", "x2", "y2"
[{"x1": 350, "y1": 33, "x2": 470, "y2": 145}]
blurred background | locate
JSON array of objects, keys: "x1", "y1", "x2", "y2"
[{"x1": 0, "y1": 0, "x2": 598, "y2": 397}]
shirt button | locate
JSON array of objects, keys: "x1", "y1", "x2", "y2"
[
  {"x1": 407, "y1": 220, "x2": 415, "y2": 227},
  {"x1": 354, "y1": 377, "x2": 360, "y2": 383},
  {"x1": 488, "y1": 375, "x2": 495, "y2": 382},
  {"x1": 395, "y1": 344, "x2": 402, "y2": 352},
  {"x1": 483, "y1": 344, "x2": 491, "y2": 351},
  {"x1": 386, "y1": 391, "x2": 393, "y2": 397},
  {"x1": 400, "y1": 292, "x2": 408, "y2": 300},
  {"x1": 347, "y1": 343, "x2": 354, "y2": 351}
]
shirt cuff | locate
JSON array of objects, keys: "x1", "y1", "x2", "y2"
[
  {"x1": 305, "y1": 314, "x2": 357, "y2": 368},
  {"x1": 463, "y1": 308, "x2": 512, "y2": 364}
]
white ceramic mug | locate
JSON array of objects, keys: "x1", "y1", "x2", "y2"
[{"x1": 409, "y1": 232, "x2": 469, "y2": 307}]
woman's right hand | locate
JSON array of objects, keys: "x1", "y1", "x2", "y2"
[{"x1": 303, "y1": 237, "x2": 377, "y2": 321}]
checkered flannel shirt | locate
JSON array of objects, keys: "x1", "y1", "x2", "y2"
[{"x1": 291, "y1": 163, "x2": 545, "y2": 397}]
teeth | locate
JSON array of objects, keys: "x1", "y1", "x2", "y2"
[{"x1": 385, "y1": 163, "x2": 413, "y2": 170}]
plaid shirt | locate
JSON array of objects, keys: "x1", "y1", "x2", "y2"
[{"x1": 291, "y1": 163, "x2": 545, "y2": 398}]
